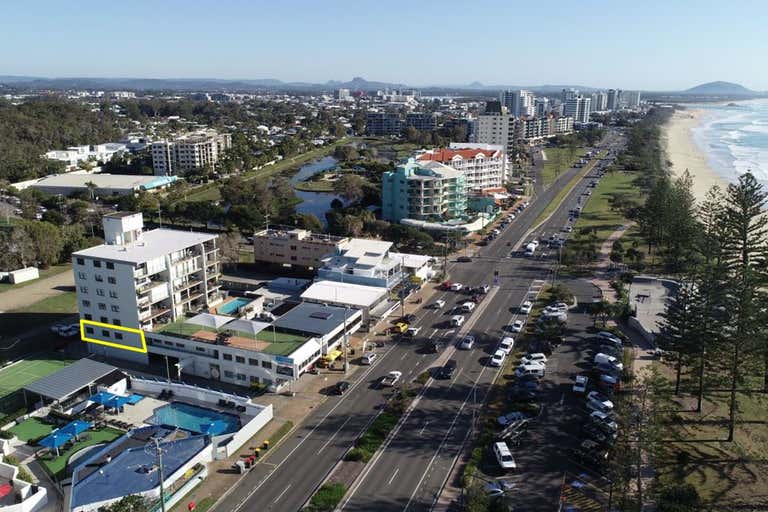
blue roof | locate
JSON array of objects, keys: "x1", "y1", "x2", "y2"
[
  {"x1": 140, "y1": 176, "x2": 178, "y2": 190},
  {"x1": 70, "y1": 426, "x2": 210, "y2": 510}
]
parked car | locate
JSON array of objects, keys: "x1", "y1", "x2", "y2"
[
  {"x1": 433, "y1": 299, "x2": 446, "y2": 309},
  {"x1": 361, "y1": 352, "x2": 377, "y2": 365},
  {"x1": 590, "y1": 411, "x2": 618, "y2": 432},
  {"x1": 509, "y1": 320, "x2": 524, "y2": 333},
  {"x1": 490, "y1": 350, "x2": 506, "y2": 367},
  {"x1": 493, "y1": 441, "x2": 517, "y2": 470},
  {"x1": 484, "y1": 479, "x2": 516, "y2": 498},
  {"x1": 515, "y1": 363, "x2": 545, "y2": 379},
  {"x1": 333, "y1": 381, "x2": 350, "y2": 395},
  {"x1": 587, "y1": 391, "x2": 614, "y2": 411},
  {"x1": 594, "y1": 353, "x2": 623, "y2": 371},
  {"x1": 583, "y1": 422, "x2": 618, "y2": 444},
  {"x1": 391, "y1": 322, "x2": 409, "y2": 334},
  {"x1": 437, "y1": 359, "x2": 457, "y2": 379},
  {"x1": 451, "y1": 315, "x2": 465, "y2": 327},
  {"x1": 520, "y1": 352, "x2": 547, "y2": 365},
  {"x1": 58, "y1": 324, "x2": 81, "y2": 337},
  {"x1": 459, "y1": 335, "x2": 475, "y2": 350},
  {"x1": 573, "y1": 375, "x2": 589, "y2": 394},
  {"x1": 428, "y1": 340, "x2": 445, "y2": 353},
  {"x1": 402, "y1": 314, "x2": 417, "y2": 323},
  {"x1": 450, "y1": 282, "x2": 464, "y2": 291},
  {"x1": 497, "y1": 411, "x2": 528, "y2": 427},
  {"x1": 457, "y1": 256, "x2": 472, "y2": 263},
  {"x1": 520, "y1": 301, "x2": 533, "y2": 314},
  {"x1": 570, "y1": 439, "x2": 609, "y2": 467},
  {"x1": 498, "y1": 337, "x2": 514, "y2": 355},
  {"x1": 381, "y1": 371, "x2": 402, "y2": 387}
]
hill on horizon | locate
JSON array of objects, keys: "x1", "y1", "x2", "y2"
[{"x1": 684, "y1": 81, "x2": 757, "y2": 95}]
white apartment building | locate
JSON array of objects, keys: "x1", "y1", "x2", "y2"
[
  {"x1": 591, "y1": 91, "x2": 608, "y2": 112},
  {"x1": 151, "y1": 130, "x2": 232, "y2": 176},
  {"x1": 72, "y1": 212, "x2": 223, "y2": 363},
  {"x1": 607, "y1": 89, "x2": 622, "y2": 111},
  {"x1": 45, "y1": 143, "x2": 128, "y2": 172},
  {"x1": 535, "y1": 97, "x2": 551, "y2": 117},
  {"x1": 500, "y1": 90, "x2": 534, "y2": 117},
  {"x1": 476, "y1": 112, "x2": 514, "y2": 154},
  {"x1": 624, "y1": 90, "x2": 642, "y2": 109},
  {"x1": 564, "y1": 96, "x2": 592, "y2": 123},
  {"x1": 477, "y1": 113, "x2": 574, "y2": 147},
  {"x1": 416, "y1": 144, "x2": 508, "y2": 190}
]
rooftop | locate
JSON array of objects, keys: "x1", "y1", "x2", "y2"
[
  {"x1": 301, "y1": 280, "x2": 387, "y2": 308},
  {"x1": 73, "y1": 228, "x2": 216, "y2": 265},
  {"x1": 416, "y1": 148, "x2": 500, "y2": 162},
  {"x1": 253, "y1": 227, "x2": 348, "y2": 244},
  {"x1": 31, "y1": 173, "x2": 176, "y2": 190},
  {"x1": 272, "y1": 302, "x2": 361, "y2": 336},
  {"x1": 23, "y1": 359, "x2": 122, "y2": 402}
]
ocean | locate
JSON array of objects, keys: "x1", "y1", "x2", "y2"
[{"x1": 692, "y1": 99, "x2": 768, "y2": 185}]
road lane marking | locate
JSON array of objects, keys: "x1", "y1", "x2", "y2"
[
  {"x1": 273, "y1": 484, "x2": 291, "y2": 504},
  {"x1": 429, "y1": 329, "x2": 437, "y2": 339},
  {"x1": 316, "y1": 416, "x2": 352, "y2": 455},
  {"x1": 419, "y1": 421, "x2": 430, "y2": 436},
  {"x1": 448, "y1": 368, "x2": 463, "y2": 390},
  {"x1": 388, "y1": 468, "x2": 400, "y2": 486}
]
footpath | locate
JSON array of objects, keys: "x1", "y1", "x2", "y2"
[
  {"x1": 0, "y1": 269, "x2": 73, "y2": 312},
  {"x1": 590, "y1": 223, "x2": 634, "y2": 303}
]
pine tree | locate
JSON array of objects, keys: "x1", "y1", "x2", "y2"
[{"x1": 657, "y1": 279, "x2": 699, "y2": 395}]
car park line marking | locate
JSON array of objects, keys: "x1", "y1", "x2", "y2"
[
  {"x1": 316, "y1": 416, "x2": 352, "y2": 455},
  {"x1": 272, "y1": 484, "x2": 291, "y2": 504},
  {"x1": 429, "y1": 329, "x2": 437, "y2": 339},
  {"x1": 418, "y1": 421, "x2": 430, "y2": 436},
  {"x1": 388, "y1": 467, "x2": 400, "y2": 485}
]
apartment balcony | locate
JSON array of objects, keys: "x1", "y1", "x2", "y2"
[
  {"x1": 137, "y1": 295, "x2": 150, "y2": 308},
  {"x1": 134, "y1": 267, "x2": 148, "y2": 279},
  {"x1": 139, "y1": 305, "x2": 172, "y2": 321},
  {"x1": 177, "y1": 290, "x2": 205, "y2": 306},
  {"x1": 174, "y1": 279, "x2": 203, "y2": 292}
]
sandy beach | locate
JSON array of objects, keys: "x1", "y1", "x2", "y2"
[{"x1": 663, "y1": 109, "x2": 728, "y2": 201}]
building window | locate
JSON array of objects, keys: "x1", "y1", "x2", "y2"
[
  {"x1": 77, "y1": 258, "x2": 85, "y2": 265},
  {"x1": 96, "y1": 289, "x2": 105, "y2": 297},
  {"x1": 196, "y1": 347, "x2": 206, "y2": 353},
  {"x1": 106, "y1": 262, "x2": 114, "y2": 270},
  {"x1": 94, "y1": 275, "x2": 103, "y2": 282},
  {"x1": 235, "y1": 356, "x2": 245, "y2": 364},
  {"x1": 113, "y1": 319, "x2": 121, "y2": 326},
  {"x1": 84, "y1": 314, "x2": 92, "y2": 320},
  {"x1": 250, "y1": 375, "x2": 260, "y2": 383},
  {"x1": 86, "y1": 327, "x2": 94, "y2": 334},
  {"x1": 110, "y1": 305, "x2": 120, "y2": 312},
  {"x1": 236, "y1": 373, "x2": 246, "y2": 381},
  {"x1": 175, "y1": 342, "x2": 185, "y2": 348},
  {"x1": 100, "y1": 316, "x2": 108, "y2": 323},
  {"x1": 79, "y1": 286, "x2": 88, "y2": 294},
  {"x1": 223, "y1": 354, "x2": 233, "y2": 361},
  {"x1": 98, "y1": 303, "x2": 106, "y2": 311},
  {"x1": 115, "y1": 333, "x2": 123, "y2": 340},
  {"x1": 101, "y1": 330, "x2": 110, "y2": 337},
  {"x1": 78, "y1": 272, "x2": 87, "y2": 280},
  {"x1": 108, "y1": 277, "x2": 116, "y2": 284},
  {"x1": 164, "y1": 341, "x2": 173, "y2": 346},
  {"x1": 109, "y1": 291, "x2": 118, "y2": 298},
  {"x1": 82, "y1": 300, "x2": 91, "y2": 308},
  {"x1": 248, "y1": 358, "x2": 258, "y2": 366},
  {"x1": 93, "y1": 261, "x2": 102, "y2": 268},
  {"x1": 261, "y1": 361, "x2": 272, "y2": 369}
]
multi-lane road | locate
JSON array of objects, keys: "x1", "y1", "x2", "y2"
[{"x1": 212, "y1": 131, "x2": 625, "y2": 512}]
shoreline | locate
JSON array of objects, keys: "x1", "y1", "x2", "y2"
[{"x1": 663, "y1": 109, "x2": 729, "y2": 202}]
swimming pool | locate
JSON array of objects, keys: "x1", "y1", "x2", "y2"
[
  {"x1": 218, "y1": 297, "x2": 251, "y2": 316},
  {"x1": 149, "y1": 402, "x2": 241, "y2": 436}
]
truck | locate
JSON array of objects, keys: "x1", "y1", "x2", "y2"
[{"x1": 524, "y1": 243, "x2": 537, "y2": 257}]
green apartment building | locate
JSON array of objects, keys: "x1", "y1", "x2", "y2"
[{"x1": 382, "y1": 158, "x2": 467, "y2": 223}]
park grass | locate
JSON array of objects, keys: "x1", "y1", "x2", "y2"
[
  {"x1": 532, "y1": 158, "x2": 596, "y2": 229},
  {"x1": 541, "y1": 147, "x2": 584, "y2": 188},
  {"x1": 13, "y1": 292, "x2": 77, "y2": 314},
  {"x1": 306, "y1": 483, "x2": 347, "y2": 512},
  {"x1": 293, "y1": 180, "x2": 336, "y2": 192},
  {"x1": 10, "y1": 417, "x2": 53, "y2": 442},
  {"x1": 574, "y1": 171, "x2": 644, "y2": 242},
  {"x1": 653, "y1": 362, "x2": 768, "y2": 509},
  {"x1": 39, "y1": 427, "x2": 122, "y2": 479},
  {"x1": 0, "y1": 264, "x2": 71, "y2": 294}
]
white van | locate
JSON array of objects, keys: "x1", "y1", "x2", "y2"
[
  {"x1": 361, "y1": 352, "x2": 377, "y2": 365},
  {"x1": 515, "y1": 363, "x2": 545, "y2": 378},
  {"x1": 451, "y1": 315, "x2": 465, "y2": 327},
  {"x1": 493, "y1": 441, "x2": 517, "y2": 470}
]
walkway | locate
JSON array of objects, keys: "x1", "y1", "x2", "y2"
[
  {"x1": 0, "y1": 270, "x2": 74, "y2": 312},
  {"x1": 590, "y1": 223, "x2": 634, "y2": 303}
]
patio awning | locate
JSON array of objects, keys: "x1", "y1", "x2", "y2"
[
  {"x1": 39, "y1": 430, "x2": 73, "y2": 449},
  {"x1": 187, "y1": 313, "x2": 232, "y2": 329},
  {"x1": 61, "y1": 419, "x2": 91, "y2": 437},
  {"x1": 223, "y1": 318, "x2": 270, "y2": 336}
]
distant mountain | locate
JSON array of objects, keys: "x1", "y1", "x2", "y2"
[
  {"x1": 683, "y1": 81, "x2": 756, "y2": 96},
  {"x1": 325, "y1": 76, "x2": 409, "y2": 91}
]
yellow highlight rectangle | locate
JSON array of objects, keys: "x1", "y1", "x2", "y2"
[{"x1": 80, "y1": 319, "x2": 147, "y2": 354}]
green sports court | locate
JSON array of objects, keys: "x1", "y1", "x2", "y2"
[{"x1": 0, "y1": 357, "x2": 73, "y2": 412}]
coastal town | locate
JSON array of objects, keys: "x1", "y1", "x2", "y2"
[{"x1": 1, "y1": 4, "x2": 768, "y2": 512}]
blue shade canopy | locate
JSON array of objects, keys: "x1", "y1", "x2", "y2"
[
  {"x1": 61, "y1": 420, "x2": 91, "y2": 437},
  {"x1": 89, "y1": 391, "x2": 117, "y2": 405},
  {"x1": 105, "y1": 395, "x2": 130, "y2": 409},
  {"x1": 39, "y1": 430, "x2": 73, "y2": 449}
]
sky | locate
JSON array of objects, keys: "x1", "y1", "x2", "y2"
[{"x1": 2, "y1": 0, "x2": 767, "y2": 91}]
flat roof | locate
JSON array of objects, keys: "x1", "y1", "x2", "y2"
[
  {"x1": 389, "y1": 252, "x2": 432, "y2": 269},
  {"x1": 273, "y1": 302, "x2": 362, "y2": 336},
  {"x1": 73, "y1": 228, "x2": 216, "y2": 265},
  {"x1": 23, "y1": 358, "x2": 120, "y2": 401},
  {"x1": 301, "y1": 280, "x2": 386, "y2": 308},
  {"x1": 30, "y1": 173, "x2": 165, "y2": 190}
]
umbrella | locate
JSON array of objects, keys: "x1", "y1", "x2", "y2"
[
  {"x1": 39, "y1": 430, "x2": 73, "y2": 457},
  {"x1": 61, "y1": 420, "x2": 91, "y2": 440},
  {"x1": 89, "y1": 391, "x2": 117, "y2": 406}
]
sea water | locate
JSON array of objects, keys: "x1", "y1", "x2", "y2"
[{"x1": 692, "y1": 99, "x2": 768, "y2": 185}]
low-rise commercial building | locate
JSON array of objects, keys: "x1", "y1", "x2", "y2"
[
  {"x1": 45, "y1": 143, "x2": 128, "y2": 172},
  {"x1": 252, "y1": 228, "x2": 348, "y2": 270},
  {"x1": 151, "y1": 129, "x2": 232, "y2": 176},
  {"x1": 318, "y1": 238, "x2": 404, "y2": 289},
  {"x1": 25, "y1": 174, "x2": 177, "y2": 197}
]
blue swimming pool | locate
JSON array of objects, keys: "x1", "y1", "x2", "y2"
[
  {"x1": 218, "y1": 297, "x2": 251, "y2": 315},
  {"x1": 149, "y1": 402, "x2": 241, "y2": 436}
]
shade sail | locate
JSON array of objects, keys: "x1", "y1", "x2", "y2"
[
  {"x1": 61, "y1": 420, "x2": 91, "y2": 437},
  {"x1": 39, "y1": 430, "x2": 73, "y2": 449}
]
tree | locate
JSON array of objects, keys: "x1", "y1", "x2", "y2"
[
  {"x1": 85, "y1": 181, "x2": 98, "y2": 200},
  {"x1": 218, "y1": 231, "x2": 242, "y2": 270},
  {"x1": 589, "y1": 300, "x2": 612, "y2": 328},
  {"x1": 333, "y1": 145, "x2": 358, "y2": 162},
  {"x1": 104, "y1": 495, "x2": 149, "y2": 512},
  {"x1": 21, "y1": 221, "x2": 63, "y2": 268},
  {"x1": 657, "y1": 279, "x2": 699, "y2": 395},
  {"x1": 333, "y1": 174, "x2": 365, "y2": 204}
]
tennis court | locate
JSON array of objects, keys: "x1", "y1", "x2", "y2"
[{"x1": 0, "y1": 358, "x2": 73, "y2": 412}]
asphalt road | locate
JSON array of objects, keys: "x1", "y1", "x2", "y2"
[{"x1": 212, "y1": 131, "x2": 626, "y2": 512}]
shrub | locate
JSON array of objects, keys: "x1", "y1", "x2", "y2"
[
  {"x1": 656, "y1": 483, "x2": 700, "y2": 512},
  {"x1": 0, "y1": 430, "x2": 14, "y2": 440},
  {"x1": 306, "y1": 483, "x2": 346, "y2": 512}
]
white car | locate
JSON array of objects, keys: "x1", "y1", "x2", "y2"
[
  {"x1": 497, "y1": 411, "x2": 528, "y2": 426},
  {"x1": 520, "y1": 353, "x2": 547, "y2": 365},
  {"x1": 381, "y1": 371, "x2": 402, "y2": 387},
  {"x1": 484, "y1": 480, "x2": 515, "y2": 497},
  {"x1": 573, "y1": 375, "x2": 588, "y2": 393},
  {"x1": 450, "y1": 283, "x2": 464, "y2": 291},
  {"x1": 493, "y1": 441, "x2": 517, "y2": 470},
  {"x1": 433, "y1": 299, "x2": 446, "y2": 309},
  {"x1": 404, "y1": 326, "x2": 421, "y2": 337},
  {"x1": 490, "y1": 350, "x2": 506, "y2": 367},
  {"x1": 587, "y1": 391, "x2": 614, "y2": 410},
  {"x1": 498, "y1": 337, "x2": 514, "y2": 355},
  {"x1": 520, "y1": 301, "x2": 533, "y2": 314},
  {"x1": 459, "y1": 335, "x2": 475, "y2": 350},
  {"x1": 510, "y1": 320, "x2": 524, "y2": 333}
]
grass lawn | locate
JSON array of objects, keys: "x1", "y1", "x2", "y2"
[
  {"x1": 257, "y1": 330, "x2": 308, "y2": 356},
  {"x1": 574, "y1": 171, "x2": 644, "y2": 242},
  {"x1": 541, "y1": 147, "x2": 585, "y2": 188},
  {"x1": 38, "y1": 427, "x2": 122, "y2": 479},
  {"x1": 0, "y1": 264, "x2": 71, "y2": 294},
  {"x1": 0, "y1": 357, "x2": 72, "y2": 396},
  {"x1": 294, "y1": 179, "x2": 336, "y2": 192},
  {"x1": 532, "y1": 158, "x2": 597, "y2": 228},
  {"x1": 10, "y1": 417, "x2": 53, "y2": 442},
  {"x1": 13, "y1": 292, "x2": 77, "y2": 314}
]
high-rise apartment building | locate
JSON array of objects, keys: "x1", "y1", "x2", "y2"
[
  {"x1": 416, "y1": 144, "x2": 507, "y2": 191},
  {"x1": 624, "y1": 90, "x2": 642, "y2": 109},
  {"x1": 500, "y1": 90, "x2": 535, "y2": 116},
  {"x1": 562, "y1": 88, "x2": 579, "y2": 102},
  {"x1": 534, "y1": 97, "x2": 551, "y2": 117},
  {"x1": 382, "y1": 159, "x2": 466, "y2": 223},
  {"x1": 151, "y1": 130, "x2": 232, "y2": 176},
  {"x1": 405, "y1": 112, "x2": 438, "y2": 131},
  {"x1": 365, "y1": 112, "x2": 404, "y2": 136},
  {"x1": 591, "y1": 91, "x2": 608, "y2": 112},
  {"x1": 564, "y1": 96, "x2": 592, "y2": 123},
  {"x1": 335, "y1": 88, "x2": 351, "y2": 100},
  {"x1": 476, "y1": 112, "x2": 514, "y2": 154},
  {"x1": 607, "y1": 89, "x2": 622, "y2": 111}
]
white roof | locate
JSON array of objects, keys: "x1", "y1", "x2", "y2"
[
  {"x1": 187, "y1": 313, "x2": 232, "y2": 329},
  {"x1": 339, "y1": 238, "x2": 392, "y2": 259},
  {"x1": 225, "y1": 318, "x2": 271, "y2": 335},
  {"x1": 73, "y1": 228, "x2": 216, "y2": 265},
  {"x1": 389, "y1": 252, "x2": 432, "y2": 269},
  {"x1": 301, "y1": 280, "x2": 386, "y2": 308},
  {"x1": 287, "y1": 338, "x2": 322, "y2": 365},
  {"x1": 31, "y1": 173, "x2": 162, "y2": 189}
]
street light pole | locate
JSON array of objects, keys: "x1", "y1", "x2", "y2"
[{"x1": 156, "y1": 438, "x2": 167, "y2": 512}]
